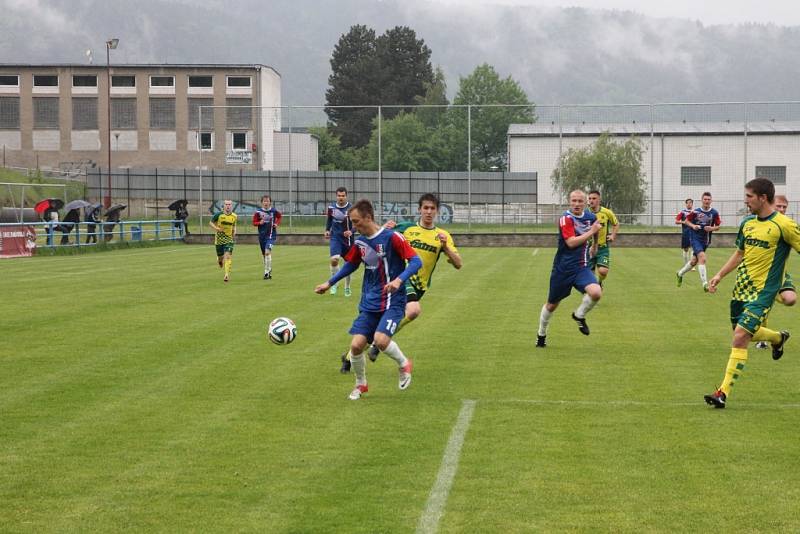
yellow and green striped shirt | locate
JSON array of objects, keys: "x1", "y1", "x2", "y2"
[
  {"x1": 212, "y1": 211, "x2": 237, "y2": 245},
  {"x1": 591, "y1": 206, "x2": 618, "y2": 247}
]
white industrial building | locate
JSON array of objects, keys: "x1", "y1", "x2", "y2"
[{"x1": 508, "y1": 122, "x2": 800, "y2": 224}]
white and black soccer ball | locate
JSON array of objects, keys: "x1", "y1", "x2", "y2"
[{"x1": 268, "y1": 317, "x2": 297, "y2": 345}]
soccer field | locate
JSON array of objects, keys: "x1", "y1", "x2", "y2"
[{"x1": 2, "y1": 245, "x2": 799, "y2": 532}]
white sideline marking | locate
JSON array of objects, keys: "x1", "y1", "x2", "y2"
[
  {"x1": 486, "y1": 399, "x2": 800, "y2": 409},
  {"x1": 417, "y1": 399, "x2": 476, "y2": 534},
  {"x1": 532, "y1": 248, "x2": 539, "y2": 256}
]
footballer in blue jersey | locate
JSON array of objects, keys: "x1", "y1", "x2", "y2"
[
  {"x1": 316, "y1": 199, "x2": 422, "y2": 400},
  {"x1": 677, "y1": 192, "x2": 721, "y2": 291},
  {"x1": 675, "y1": 198, "x2": 694, "y2": 265},
  {"x1": 536, "y1": 190, "x2": 603, "y2": 348},
  {"x1": 252, "y1": 194, "x2": 282, "y2": 279},
  {"x1": 324, "y1": 187, "x2": 354, "y2": 296}
]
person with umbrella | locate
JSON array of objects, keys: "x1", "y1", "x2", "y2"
[
  {"x1": 84, "y1": 203, "x2": 102, "y2": 244},
  {"x1": 104, "y1": 204, "x2": 127, "y2": 242},
  {"x1": 34, "y1": 198, "x2": 64, "y2": 247},
  {"x1": 168, "y1": 199, "x2": 190, "y2": 236},
  {"x1": 60, "y1": 200, "x2": 91, "y2": 245}
]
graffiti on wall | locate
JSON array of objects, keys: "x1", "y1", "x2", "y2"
[{"x1": 209, "y1": 200, "x2": 453, "y2": 223}]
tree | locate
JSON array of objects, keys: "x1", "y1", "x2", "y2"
[
  {"x1": 325, "y1": 25, "x2": 435, "y2": 148},
  {"x1": 551, "y1": 132, "x2": 647, "y2": 220},
  {"x1": 414, "y1": 66, "x2": 449, "y2": 129},
  {"x1": 309, "y1": 126, "x2": 368, "y2": 171},
  {"x1": 452, "y1": 64, "x2": 535, "y2": 170},
  {"x1": 325, "y1": 25, "x2": 380, "y2": 148}
]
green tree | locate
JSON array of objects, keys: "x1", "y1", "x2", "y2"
[
  {"x1": 414, "y1": 66, "x2": 449, "y2": 129},
  {"x1": 310, "y1": 127, "x2": 368, "y2": 171},
  {"x1": 325, "y1": 25, "x2": 380, "y2": 148},
  {"x1": 551, "y1": 132, "x2": 647, "y2": 220},
  {"x1": 452, "y1": 64, "x2": 535, "y2": 171},
  {"x1": 376, "y1": 26, "x2": 434, "y2": 120}
]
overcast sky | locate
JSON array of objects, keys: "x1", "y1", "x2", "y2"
[{"x1": 431, "y1": 0, "x2": 800, "y2": 26}]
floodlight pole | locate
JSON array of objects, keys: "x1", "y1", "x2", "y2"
[{"x1": 105, "y1": 38, "x2": 119, "y2": 209}]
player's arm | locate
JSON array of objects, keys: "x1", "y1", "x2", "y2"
[
  {"x1": 273, "y1": 211, "x2": 282, "y2": 227},
  {"x1": 609, "y1": 210, "x2": 619, "y2": 242},
  {"x1": 675, "y1": 212, "x2": 684, "y2": 225},
  {"x1": 343, "y1": 215, "x2": 353, "y2": 238},
  {"x1": 561, "y1": 216, "x2": 601, "y2": 248},
  {"x1": 705, "y1": 213, "x2": 722, "y2": 233},
  {"x1": 708, "y1": 249, "x2": 743, "y2": 293},
  {"x1": 440, "y1": 232, "x2": 462, "y2": 269},
  {"x1": 385, "y1": 233, "x2": 422, "y2": 293},
  {"x1": 209, "y1": 212, "x2": 221, "y2": 232},
  {"x1": 317, "y1": 245, "x2": 361, "y2": 293},
  {"x1": 324, "y1": 207, "x2": 332, "y2": 237},
  {"x1": 232, "y1": 218, "x2": 237, "y2": 239},
  {"x1": 685, "y1": 211, "x2": 701, "y2": 231},
  {"x1": 252, "y1": 212, "x2": 262, "y2": 227}
]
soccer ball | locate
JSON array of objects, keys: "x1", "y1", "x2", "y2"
[{"x1": 268, "y1": 317, "x2": 297, "y2": 345}]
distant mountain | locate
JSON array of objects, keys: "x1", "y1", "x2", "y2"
[{"x1": 3, "y1": 0, "x2": 800, "y2": 114}]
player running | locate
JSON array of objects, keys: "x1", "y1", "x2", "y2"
[
  {"x1": 209, "y1": 199, "x2": 237, "y2": 283},
  {"x1": 536, "y1": 190, "x2": 603, "y2": 348},
  {"x1": 315, "y1": 199, "x2": 422, "y2": 400},
  {"x1": 704, "y1": 178, "x2": 800, "y2": 408},
  {"x1": 675, "y1": 198, "x2": 694, "y2": 266},
  {"x1": 676, "y1": 192, "x2": 721, "y2": 291},
  {"x1": 324, "y1": 187, "x2": 354, "y2": 296},
  {"x1": 587, "y1": 190, "x2": 619, "y2": 286},
  {"x1": 252, "y1": 194, "x2": 282, "y2": 279}
]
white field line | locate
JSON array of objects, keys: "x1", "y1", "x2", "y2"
[
  {"x1": 532, "y1": 248, "x2": 539, "y2": 256},
  {"x1": 417, "y1": 399, "x2": 477, "y2": 534},
  {"x1": 484, "y1": 398, "x2": 800, "y2": 409}
]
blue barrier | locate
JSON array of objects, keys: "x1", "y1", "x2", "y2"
[{"x1": 0, "y1": 219, "x2": 185, "y2": 249}]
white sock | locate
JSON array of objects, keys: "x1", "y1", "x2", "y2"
[
  {"x1": 538, "y1": 305, "x2": 552, "y2": 336},
  {"x1": 264, "y1": 255, "x2": 271, "y2": 273},
  {"x1": 682, "y1": 250, "x2": 691, "y2": 263},
  {"x1": 575, "y1": 293, "x2": 598, "y2": 319},
  {"x1": 382, "y1": 341, "x2": 408, "y2": 368},
  {"x1": 351, "y1": 352, "x2": 367, "y2": 386},
  {"x1": 698, "y1": 264, "x2": 707, "y2": 284},
  {"x1": 678, "y1": 261, "x2": 693, "y2": 276},
  {"x1": 345, "y1": 275, "x2": 351, "y2": 290}
]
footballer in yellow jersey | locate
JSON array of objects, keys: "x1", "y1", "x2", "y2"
[
  {"x1": 338, "y1": 193, "x2": 462, "y2": 371},
  {"x1": 704, "y1": 178, "x2": 800, "y2": 408},
  {"x1": 587, "y1": 190, "x2": 619, "y2": 284},
  {"x1": 209, "y1": 199, "x2": 238, "y2": 282}
]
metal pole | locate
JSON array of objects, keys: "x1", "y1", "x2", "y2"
[
  {"x1": 105, "y1": 41, "x2": 113, "y2": 208},
  {"x1": 378, "y1": 106, "x2": 383, "y2": 221},
  {"x1": 467, "y1": 105, "x2": 471, "y2": 231},
  {"x1": 288, "y1": 105, "x2": 293, "y2": 229},
  {"x1": 650, "y1": 104, "x2": 655, "y2": 227},
  {"x1": 199, "y1": 106, "x2": 203, "y2": 233},
  {"x1": 743, "y1": 102, "x2": 749, "y2": 185}
]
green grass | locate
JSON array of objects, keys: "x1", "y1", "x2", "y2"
[{"x1": 1, "y1": 246, "x2": 799, "y2": 532}]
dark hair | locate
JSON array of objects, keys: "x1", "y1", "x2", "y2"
[
  {"x1": 702, "y1": 192, "x2": 712, "y2": 198},
  {"x1": 418, "y1": 193, "x2": 440, "y2": 209},
  {"x1": 336, "y1": 187, "x2": 348, "y2": 194},
  {"x1": 349, "y1": 198, "x2": 374, "y2": 220},
  {"x1": 685, "y1": 198, "x2": 693, "y2": 204},
  {"x1": 261, "y1": 194, "x2": 271, "y2": 202},
  {"x1": 746, "y1": 177, "x2": 775, "y2": 203},
  {"x1": 588, "y1": 190, "x2": 601, "y2": 197}
]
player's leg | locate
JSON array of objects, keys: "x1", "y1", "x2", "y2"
[
  {"x1": 343, "y1": 240, "x2": 352, "y2": 297},
  {"x1": 215, "y1": 244, "x2": 224, "y2": 268},
  {"x1": 677, "y1": 238, "x2": 701, "y2": 286},
  {"x1": 368, "y1": 285, "x2": 421, "y2": 362},
  {"x1": 572, "y1": 270, "x2": 602, "y2": 336},
  {"x1": 223, "y1": 247, "x2": 233, "y2": 282},
  {"x1": 694, "y1": 250, "x2": 709, "y2": 290},
  {"x1": 329, "y1": 248, "x2": 341, "y2": 295},
  {"x1": 537, "y1": 272, "x2": 571, "y2": 347},
  {"x1": 346, "y1": 312, "x2": 378, "y2": 399},
  {"x1": 373, "y1": 306, "x2": 412, "y2": 390},
  {"x1": 596, "y1": 247, "x2": 611, "y2": 285}
]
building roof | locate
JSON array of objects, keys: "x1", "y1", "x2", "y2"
[
  {"x1": 0, "y1": 63, "x2": 280, "y2": 76},
  {"x1": 508, "y1": 121, "x2": 800, "y2": 137}
]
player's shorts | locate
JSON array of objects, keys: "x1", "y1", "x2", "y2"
[
  {"x1": 349, "y1": 305, "x2": 406, "y2": 343},
  {"x1": 681, "y1": 230, "x2": 691, "y2": 249},
  {"x1": 405, "y1": 281, "x2": 426, "y2": 302},
  {"x1": 589, "y1": 245, "x2": 611, "y2": 270},
  {"x1": 547, "y1": 267, "x2": 598, "y2": 305},
  {"x1": 215, "y1": 243, "x2": 234, "y2": 256},
  {"x1": 329, "y1": 235, "x2": 352, "y2": 258},
  {"x1": 689, "y1": 232, "x2": 710, "y2": 256},
  {"x1": 259, "y1": 236, "x2": 276, "y2": 254},
  {"x1": 730, "y1": 296, "x2": 774, "y2": 334}
]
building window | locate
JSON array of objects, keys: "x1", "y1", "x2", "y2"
[
  {"x1": 112, "y1": 75, "x2": 136, "y2": 87},
  {"x1": 33, "y1": 97, "x2": 59, "y2": 128},
  {"x1": 0, "y1": 75, "x2": 19, "y2": 87},
  {"x1": 199, "y1": 132, "x2": 213, "y2": 150},
  {"x1": 755, "y1": 166, "x2": 786, "y2": 185},
  {"x1": 33, "y1": 75, "x2": 59, "y2": 87},
  {"x1": 226, "y1": 98, "x2": 251, "y2": 128},
  {"x1": 680, "y1": 166, "x2": 711, "y2": 186},
  {"x1": 150, "y1": 76, "x2": 174, "y2": 87},
  {"x1": 72, "y1": 98, "x2": 98, "y2": 130},
  {"x1": 111, "y1": 98, "x2": 137, "y2": 129},
  {"x1": 189, "y1": 76, "x2": 213, "y2": 88},
  {"x1": 0, "y1": 97, "x2": 20, "y2": 128},
  {"x1": 149, "y1": 98, "x2": 176, "y2": 129},
  {"x1": 227, "y1": 76, "x2": 251, "y2": 87},
  {"x1": 73, "y1": 75, "x2": 97, "y2": 87},
  {"x1": 232, "y1": 132, "x2": 247, "y2": 150},
  {"x1": 188, "y1": 98, "x2": 214, "y2": 129}
]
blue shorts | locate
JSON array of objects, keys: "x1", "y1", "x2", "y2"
[
  {"x1": 259, "y1": 236, "x2": 276, "y2": 254},
  {"x1": 689, "y1": 232, "x2": 709, "y2": 256},
  {"x1": 547, "y1": 267, "x2": 598, "y2": 305},
  {"x1": 329, "y1": 235, "x2": 352, "y2": 258},
  {"x1": 349, "y1": 306, "x2": 406, "y2": 343},
  {"x1": 681, "y1": 230, "x2": 691, "y2": 249}
]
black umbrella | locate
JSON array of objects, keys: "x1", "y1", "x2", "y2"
[
  {"x1": 84, "y1": 202, "x2": 102, "y2": 217},
  {"x1": 167, "y1": 199, "x2": 188, "y2": 211},
  {"x1": 106, "y1": 203, "x2": 127, "y2": 215},
  {"x1": 64, "y1": 199, "x2": 91, "y2": 212},
  {"x1": 34, "y1": 198, "x2": 64, "y2": 213}
]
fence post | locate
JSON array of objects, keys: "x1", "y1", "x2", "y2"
[
  {"x1": 183, "y1": 168, "x2": 187, "y2": 202},
  {"x1": 467, "y1": 104, "x2": 472, "y2": 232},
  {"x1": 127, "y1": 168, "x2": 131, "y2": 214},
  {"x1": 501, "y1": 171, "x2": 505, "y2": 225},
  {"x1": 155, "y1": 168, "x2": 159, "y2": 219},
  {"x1": 211, "y1": 169, "x2": 216, "y2": 207},
  {"x1": 239, "y1": 168, "x2": 243, "y2": 207},
  {"x1": 377, "y1": 105, "x2": 382, "y2": 222}
]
